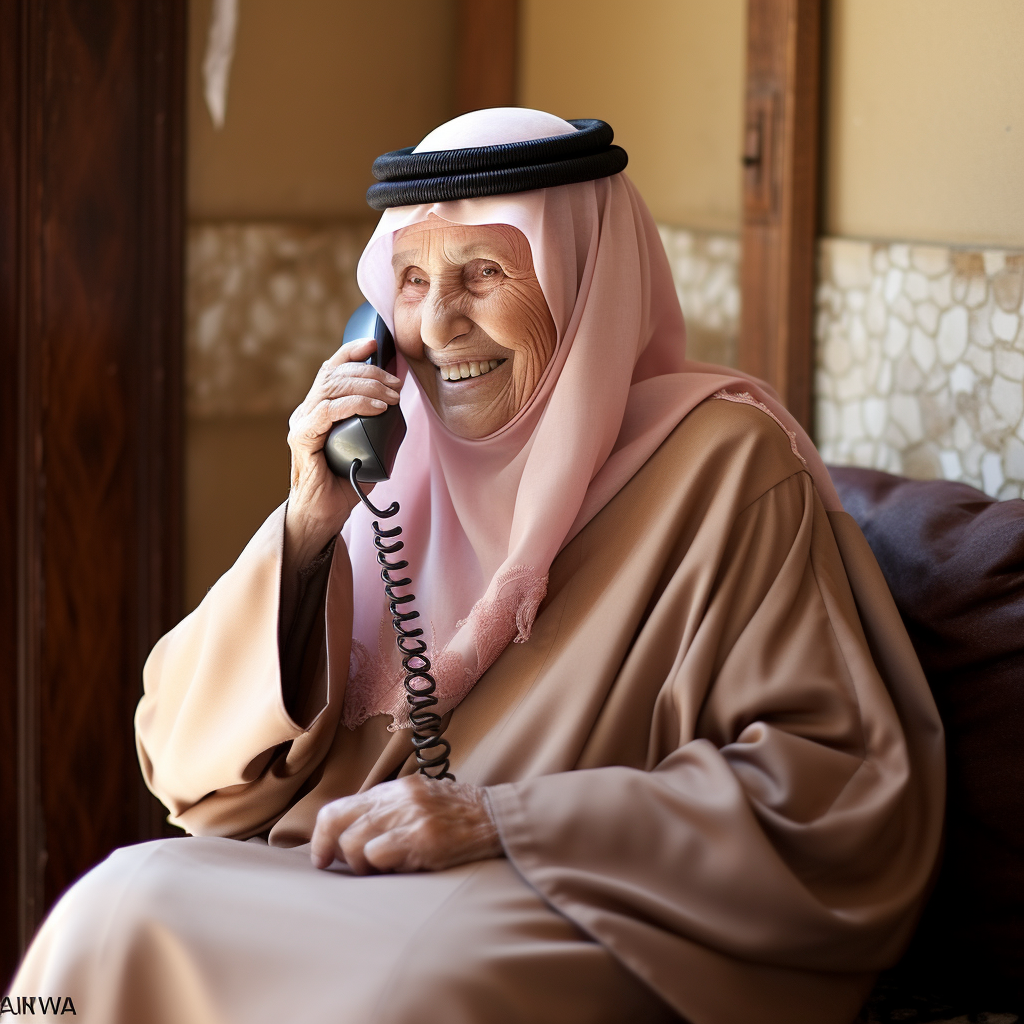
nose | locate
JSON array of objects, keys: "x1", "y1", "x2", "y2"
[{"x1": 419, "y1": 285, "x2": 472, "y2": 351}]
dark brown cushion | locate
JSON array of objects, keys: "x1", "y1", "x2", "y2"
[{"x1": 829, "y1": 466, "x2": 1024, "y2": 1011}]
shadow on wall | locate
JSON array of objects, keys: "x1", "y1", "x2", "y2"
[{"x1": 186, "y1": 414, "x2": 291, "y2": 611}]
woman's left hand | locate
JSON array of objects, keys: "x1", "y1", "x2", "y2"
[{"x1": 310, "y1": 775, "x2": 503, "y2": 874}]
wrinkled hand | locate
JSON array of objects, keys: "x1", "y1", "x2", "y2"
[{"x1": 310, "y1": 775, "x2": 503, "y2": 874}]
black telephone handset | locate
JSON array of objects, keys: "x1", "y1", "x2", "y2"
[
  {"x1": 324, "y1": 303, "x2": 454, "y2": 782},
  {"x1": 323, "y1": 302, "x2": 407, "y2": 483}
]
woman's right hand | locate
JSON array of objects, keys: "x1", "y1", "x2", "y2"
[{"x1": 284, "y1": 336, "x2": 401, "y2": 570}]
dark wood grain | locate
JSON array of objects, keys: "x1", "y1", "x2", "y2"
[
  {"x1": 739, "y1": 0, "x2": 822, "y2": 431},
  {"x1": 0, "y1": 0, "x2": 25, "y2": 991},
  {"x1": 0, "y1": 0, "x2": 185, "y2": 985},
  {"x1": 455, "y1": 0, "x2": 519, "y2": 113}
]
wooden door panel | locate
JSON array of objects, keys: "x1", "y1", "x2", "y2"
[
  {"x1": 0, "y1": 0, "x2": 185, "y2": 985},
  {"x1": 739, "y1": 0, "x2": 822, "y2": 430},
  {"x1": 456, "y1": 0, "x2": 519, "y2": 114}
]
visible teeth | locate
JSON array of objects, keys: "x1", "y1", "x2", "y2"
[{"x1": 439, "y1": 359, "x2": 503, "y2": 381}]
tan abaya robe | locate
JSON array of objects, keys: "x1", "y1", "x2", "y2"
[{"x1": 10, "y1": 400, "x2": 945, "y2": 1024}]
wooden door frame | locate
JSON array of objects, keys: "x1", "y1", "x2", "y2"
[
  {"x1": 738, "y1": 0, "x2": 823, "y2": 431},
  {"x1": 455, "y1": 0, "x2": 519, "y2": 114},
  {"x1": 0, "y1": 0, "x2": 185, "y2": 985}
]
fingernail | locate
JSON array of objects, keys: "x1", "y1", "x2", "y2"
[{"x1": 371, "y1": 399, "x2": 386, "y2": 409}]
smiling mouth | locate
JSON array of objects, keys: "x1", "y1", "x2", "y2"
[{"x1": 438, "y1": 359, "x2": 506, "y2": 381}]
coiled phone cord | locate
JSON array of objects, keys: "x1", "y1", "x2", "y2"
[{"x1": 349, "y1": 460, "x2": 455, "y2": 782}]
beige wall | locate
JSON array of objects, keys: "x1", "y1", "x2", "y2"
[
  {"x1": 825, "y1": 0, "x2": 1024, "y2": 248},
  {"x1": 185, "y1": 415, "x2": 292, "y2": 611},
  {"x1": 188, "y1": 0, "x2": 458, "y2": 220},
  {"x1": 519, "y1": 0, "x2": 746, "y2": 233},
  {"x1": 518, "y1": 0, "x2": 1024, "y2": 247}
]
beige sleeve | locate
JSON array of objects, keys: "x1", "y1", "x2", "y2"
[
  {"x1": 487, "y1": 471, "x2": 944, "y2": 977},
  {"x1": 135, "y1": 503, "x2": 352, "y2": 837}
]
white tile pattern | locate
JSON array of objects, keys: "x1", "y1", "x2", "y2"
[
  {"x1": 658, "y1": 225, "x2": 741, "y2": 368},
  {"x1": 815, "y1": 239, "x2": 1024, "y2": 497},
  {"x1": 186, "y1": 222, "x2": 374, "y2": 417}
]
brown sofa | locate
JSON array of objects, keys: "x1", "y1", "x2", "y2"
[{"x1": 830, "y1": 466, "x2": 1024, "y2": 1023}]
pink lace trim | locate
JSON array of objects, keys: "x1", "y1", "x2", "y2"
[
  {"x1": 457, "y1": 564, "x2": 549, "y2": 661},
  {"x1": 711, "y1": 390, "x2": 807, "y2": 466},
  {"x1": 342, "y1": 564, "x2": 548, "y2": 731},
  {"x1": 344, "y1": 613, "x2": 398, "y2": 730}
]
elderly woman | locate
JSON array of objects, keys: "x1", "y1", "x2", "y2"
[{"x1": 11, "y1": 109, "x2": 943, "y2": 1024}]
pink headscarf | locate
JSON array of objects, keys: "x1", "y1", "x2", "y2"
[{"x1": 342, "y1": 108, "x2": 839, "y2": 731}]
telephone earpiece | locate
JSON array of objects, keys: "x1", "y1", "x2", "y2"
[{"x1": 323, "y1": 302, "x2": 407, "y2": 483}]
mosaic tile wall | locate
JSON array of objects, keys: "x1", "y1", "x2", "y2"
[
  {"x1": 658, "y1": 226, "x2": 741, "y2": 368},
  {"x1": 187, "y1": 222, "x2": 1024, "y2": 499},
  {"x1": 815, "y1": 239, "x2": 1024, "y2": 498},
  {"x1": 185, "y1": 222, "x2": 740, "y2": 418},
  {"x1": 187, "y1": 222, "x2": 375, "y2": 418}
]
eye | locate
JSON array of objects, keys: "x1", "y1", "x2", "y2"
[
  {"x1": 400, "y1": 267, "x2": 429, "y2": 295},
  {"x1": 465, "y1": 259, "x2": 505, "y2": 292}
]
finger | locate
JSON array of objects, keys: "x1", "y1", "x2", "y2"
[
  {"x1": 302, "y1": 363, "x2": 400, "y2": 419},
  {"x1": 339, "y1": 815, "x2": 392, "y2": 876},
  {"x1": 318, "y1": 334, "x2": 404, "y2": 381},
  {"x1": 302, "y1": 396, "x2": 390, "y2": 445},
  {"x1": 362, "y1": 826, "x2": 421, "y2": 873},
  {"x1": 308, "y1": 339, "x2": 376, "y2": 393},
  {"x1": 317, "y1": 373, "x2": 400, "y2": 405},
  {"x1": 294, "y1": 384, "x2": 397, "y2": 438},
  {"x1": 289, "y1": 396, "x2": 390, "y2": 452},
  {"x1": 327, "y1": 361, "x2": 402, "y2": 389},
  {"x1": 322, "y1": 336, "x2": 377, "y2": 370},
  {"x1": 310, "y1": 795, "x2": 374, "y2": 869},
  {"x1": 295, "y1": 377, "x2": 397, "y2": 430},
  {"x1": 302, "y1": 351, "x2": 399, "y2": 422}
]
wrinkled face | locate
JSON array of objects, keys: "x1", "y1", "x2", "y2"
[{"x1": 391, "y1": 219, "x2": 557, "y2": 439}]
